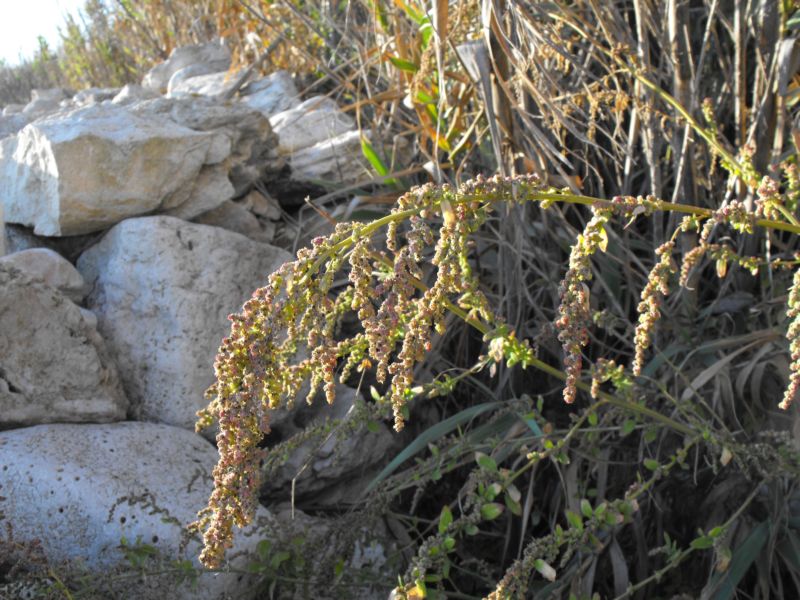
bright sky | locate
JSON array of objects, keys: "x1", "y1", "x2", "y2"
[{"x1": 0, "y1": 0, "x2": 86, "y2": 65}]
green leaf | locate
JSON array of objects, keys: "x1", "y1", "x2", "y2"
[
  {"x1": 505, "y1": 495, "x2": 522, "y2": 516},
  {"x1": 565, "y1": 510, "x2": 584, "y2": 531},
  {"x1": 438, "y1": 505, "x2": 453, "y2": 534},
  {"x1": 588, "y1": 412, "x2": 598, "y2": 426},
  {"x1": 388, "y1": 56, "x2": 419, "y2": 72},
  {"x1": 257, "y1": 539, "x2": 271, "y2": 561},
  {"x1": 620, "y1": 419, "x2": 636, "y2": 437},
  {"x1": 443, "y1": 536, "x2": 456, "y2": 551},
  {"x1": 270, "y1": 550, "x2": 291, "y2": 570},
  {"x1": 481, "y1": 503, "x2": 504, "y2": 521},
  {"x1": 643, "y1": 458, "x2": 660, "y2": 471},
  {"x1": 366, "y1": 421, "x2": 380, "y2": 433},
  {"x1": 580, "y1": 499, "x2": 593, "y2": 518},
  {"x1": 691, "y1": 536, "x2": 715, "y2": 550},
  {"x1": 475, "y1": 452, "x2": 498, "y2": 473},
  {"x1": 360, "y1": 136, "x2": 391, "y2": 179}
]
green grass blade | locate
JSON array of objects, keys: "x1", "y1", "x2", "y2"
[
  {"x1": 363, "y1": 401, "x2": 505, "y2": 494},
  {"x1": 707, "y1": 520, "x2": 771, "y2": 600}
]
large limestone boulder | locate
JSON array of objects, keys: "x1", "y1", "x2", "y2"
[
  {"x1": 131, "y1": 96, "x2": 281, "y2": 196},
  {"x1": 270, "y1": 96, "x2": 355, "y2": 155},
  {"x1": 0, "y1": 422, "x2": 277, "y2": 599},
  {"x1": 77, "y1": 217, "x2": 292, "y2": 432},
  {"x1": 240, "y1": 70, "x2": 301, "y2": 117},
  {"x1": 142, "y1": 42, "x2": 231, "y2": 93},
  {"x1": 0, "y1": 264, "x2": 127, "y2": 427},
  {"x1": 0, "y1": 247, "x2": 87, "y2": 301},
  {"x1": 0, "y1": 103, "x2": 224, "y2": 236}
]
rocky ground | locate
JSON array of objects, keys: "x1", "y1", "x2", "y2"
[{"x1": 0, "y1": 41, "x2": 399, "y2": 599}]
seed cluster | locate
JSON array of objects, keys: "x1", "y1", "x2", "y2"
[
  {"x1": 193, "y1": 175, "x2": 537, "y2": 567},
  {"x1": 555, "y1": 206, "x2": 612, "y2": 403},
  {"x1": 780, "y1": 266, "x2": 800, "y2": 410}
]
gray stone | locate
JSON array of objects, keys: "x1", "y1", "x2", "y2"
[
  {"x1": 142, "y1": 42, "x2": 231, "y2": 93},
  {"x1": 0, "y1": 103, "x2": 224, "y2": 236},
  {"x1": 22, "y1": 88, "x2": 69, "y2": 117},
  {"x1": 77, "y1": 216, "x2": 292, "y2": 433},
  {"x1": 193, "y1": 200, "x2": 276, "y2": 244},
  {"x1": 3, "y1": 224, "x2": 103, "y2": 263},
  {"x1": 240, "y1": 70, "x2": 301, "y2": 117},
  {"x1": 270, "y1": 96, "x2": 355, "y2": 155},
  {"x1": 264, "y1": 386, "x2": 395, "y2": 505},
  {"x1": 0, "y1": 265, "x2": 127, "y2": 427},
  {"x1": 72, "y1": 87, "x2": 120, "y2": 107},
  {"x1": 236, "y1": 189, "x2": 282, "y2": 220},
  {"x1": 0, "y1": 421, "x2": 276, "y2": 599},
  {"x1": 131, "y1": 96, "x2": 281, "y2": 195},
  {"x1": 168, "y1": 70, "x2": 239, "y2": 98},
  {"x1": 2, "y1": 104, "x2": 24, "y2": 115},
  {"x1": 111, "y1": 84, "x2": 159, "y2": 105},
  {"x1": 0, "y1": 113, "x2": 28, "y2": 140},
  {"x1": 0, "y1": 247, "x2": 87, "y2": 301},
  {"x1": 290, "y1": 129, "x2": 370, "y2": 184}
]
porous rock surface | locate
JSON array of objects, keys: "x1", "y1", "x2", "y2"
[
  {"x1": 0, "y1": 264, "x2": 127, "y2": 427},
  {"x1": 0, "y1": 103, "x2": 220, "y2": 236},
  {"x1": 77, "y1": 216, "x2": 291, "y2": 432},
  {"x1": 0, "y1": 247, "x2": 87, "y2": 301},
  {"x1": 0, "y1": 421, "x2": 275, "y2": 600}
]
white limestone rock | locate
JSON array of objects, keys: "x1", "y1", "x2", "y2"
[
  {"x1": 0, "y1": 264, "x2": 127, "y2": 427},
  {"x1": 168, "y1": 70, "x2": 239, "y2": 98},
  {"x1": 77, "y1": 216, "x2": 292, "y2": 433},
  {"x1": 0, "y1": 247, "x2": 87, "y2": 301},
  {"x1": 0, "y1": 422, "x2": 276, "y2": 600},
  {"x1": 111, "y1": 83, "x2": 160, "y2": 105},
  {"x1": 193, "y1": 200, "x2": 275, "y2": 244},
  {"x1": 240, "y1": 70, "x2": 301, "y2": 117},
  {"x1": 142, "y1": 42, "x2": 231, "y2": 93},
  {"x1": 289, "y1": 129, "x2": 370, "y2": 184},
  {"x1": 0, "y1": 103, "x2": 222, "y2": 236},
  {"x1": 131, "y1": 96, "x2": 281, "y2": 195},
  {"x1": 270, "y1": 96, "x2": 355, "y2": 155}
]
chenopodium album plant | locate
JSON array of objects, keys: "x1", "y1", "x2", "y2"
[{"x1": 191, "y1": 169, "x2": 800, "y2": 586}]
